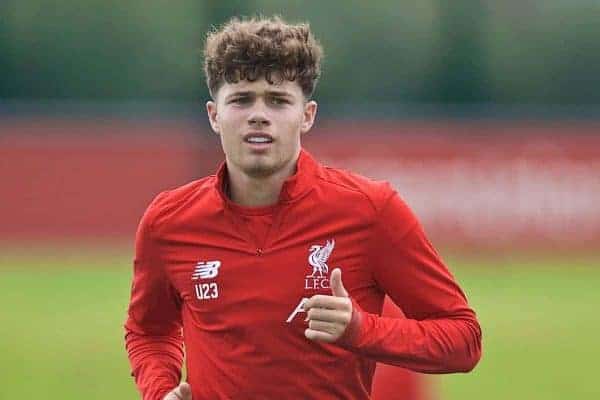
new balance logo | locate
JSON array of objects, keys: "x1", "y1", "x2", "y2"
[{"x1": 192, "y1": 261, "x2": 221, "y2": 280}]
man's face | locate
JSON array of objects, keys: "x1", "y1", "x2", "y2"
[{"x1": 206, "y1": 77, "x2": 317, "y2": 178}]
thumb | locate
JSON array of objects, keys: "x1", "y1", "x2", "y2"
[
  {"x1": 164, "y1": 382, "x2": 193, "y2": 400},
  {"x1": 330, "y1": 268, "x2": 348, "y2": 297}
]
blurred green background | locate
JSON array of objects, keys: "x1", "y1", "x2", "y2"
[
  {"x1": 1, "y1": 252, "x2": 598, "y2": 399},
  {"x1": 2, "y1": 0, "x2": 600, "y2": 107},
  {"x1": 1, "y1": 1, "x2": 599, "y2": 399}
]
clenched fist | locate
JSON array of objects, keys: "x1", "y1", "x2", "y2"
[{"x1": 163, "y1": 382, "x2": 192, "y2": 400}]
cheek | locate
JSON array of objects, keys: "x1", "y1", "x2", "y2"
[
  {"x1": 278, "y1": 110, "x2": 304, "y2": 135},
  {"x1": 218, "y1": 110, "x2": 246, "y2": 136}
]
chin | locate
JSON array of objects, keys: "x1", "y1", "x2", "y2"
[{"x1": 243, "y1": 160, "x2": 279, "y2": 178}]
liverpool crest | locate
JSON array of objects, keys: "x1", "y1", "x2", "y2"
[{"x1": 305, "y1": 239, "x2": 335, "y2": 289}]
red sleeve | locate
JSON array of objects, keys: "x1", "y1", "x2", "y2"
[
  {"x1": 124, "y1": 193, "x2": 185, "y2": 400},
  {"x1": 339, "y1": 189, "x2": 482, "y2": 374}
]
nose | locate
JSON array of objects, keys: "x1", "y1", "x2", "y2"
[{"x1": 247, "y1": 100, "x2": 271, "y2": 127}]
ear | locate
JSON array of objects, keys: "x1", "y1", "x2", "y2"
[
  {"x1": 300, "y1": 100, "x2": 318, "y2": 135},
  {"x1": 206, "y1": 100, "x2": 220, "y2": 134}
]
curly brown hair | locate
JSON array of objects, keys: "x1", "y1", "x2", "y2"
[{"x1": 203, "y1": 16, "x2": 323, "y2": 99}]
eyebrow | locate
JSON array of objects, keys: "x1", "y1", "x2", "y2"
[
  {"x1": 226, "y1": 90, "x2": 293, "y2": 99},
  {"x1": 265, "y1": 90, "x2": 292, "y2": 97},
  {"x1": 226, "y1": 91, "x2": 252, "y2": 99}
]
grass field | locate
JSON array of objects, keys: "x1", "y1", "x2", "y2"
[{"x1": 0, "y1": 250, "x2": 598, "y2": 399}]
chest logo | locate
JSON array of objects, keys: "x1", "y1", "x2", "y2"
[
  {"x1": 192, "y1": 261, "x2": 220, "y2": 300},
  {"x1": 192, "y1": 260, "x2": 221, "y2": 280},
  {"x1": 305, "y1": 239, "x2": 335, "y2": 290},
  {"x1": 308, "y1": 239, "x2": 335, "y2": 277}
]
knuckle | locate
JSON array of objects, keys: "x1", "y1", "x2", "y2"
[
  {"x1": 342, "y1": 313, "x2": 351, "y2": 324},
  {"x1": 313, "y1": 295, "x2": 325, "y2": 304}
]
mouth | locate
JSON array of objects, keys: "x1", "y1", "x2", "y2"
[{"x1": 243, "y1": 132, "x2": 274, "y2": 149}]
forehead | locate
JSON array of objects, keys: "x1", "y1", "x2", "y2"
[{"x1": 217, "y1": 77, "x2": 303, "y2": 99}]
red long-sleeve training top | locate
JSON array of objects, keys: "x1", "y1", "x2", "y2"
[{"x1": 124, "y1": 149, "x2": 482, "y2": 400}]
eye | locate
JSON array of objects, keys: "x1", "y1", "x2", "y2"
[
  {"x1": 229, "y1": 97, "x2": 251, "y2": 105},
  {"x1": 270, "y1": 97, "x2": 289, "y2": 105}
]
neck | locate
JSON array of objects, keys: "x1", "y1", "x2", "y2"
[{"x1": 226, "y1": 158, "x2": 298, "y2": 208}]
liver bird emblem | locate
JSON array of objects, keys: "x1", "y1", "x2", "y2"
[{"x1": 308, "y1": 239, "x2": 335, "y2": 277}]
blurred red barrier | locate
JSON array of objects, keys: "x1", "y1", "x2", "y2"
[
  {"x1": 0, "y1": 118, "x2": 220, "y2": 242},
  {"x1": 305, "y1": 120, "x2": 600, "y2": 252},
  {"x1": 2, "y1": 118, "x2": 599, "y2": 251}
]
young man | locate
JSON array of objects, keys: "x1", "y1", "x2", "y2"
[{"x1": 124, "y1": 16, "x2": 482, "y2": 400}]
